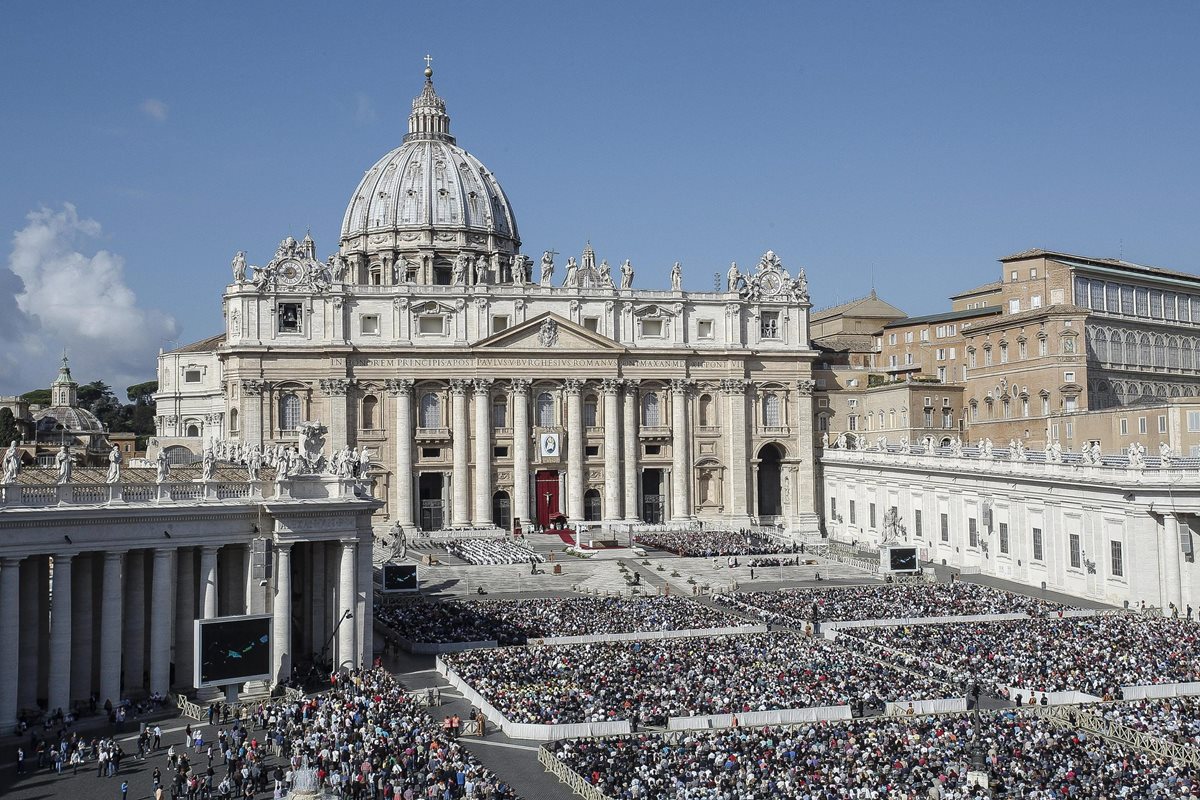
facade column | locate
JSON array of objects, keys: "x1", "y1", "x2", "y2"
[
  {"x1": 173, "y1": 548, "x2": 195, "y2": 690},
  {"x1": 310, "y1": 543, "x2": 326, "y2": 661},
  {"x1": 337, "y1": 541, "x2": 357, "y2": 670},
  {"x1": 149, "y1": 548, "x2": 175, "y2": 697},
  {"x1": 450, "y1": 379, "x2": 471, "y2": 527},
  {"x1": 623, "y1": 380, "x2": 641, "y2": 520},
  {"x1": 1164, "y1": 514, "x2": 1184, "y2": 615},
  {"x1": 320, "y1": 378, "x2": 351, "y2": 454},
  {"x1": 723, "y1": 380, "x2": 750, "y2": 520},
  {"x1": 670, "y1": 379, "x2": 692, "y2": 521},
  {"x1": 240, "y1": 380, "x2": 265, "y2": 448},
  {"x1": 0, "y1": 558, "x2": 21, "y2": 727},
  {"x1": 272, "y1": 543, "x2": 292, "y2": 686},
  {"x1": 565, "y1": 378, "x2": 585, "y2": 523},
  {"x1": 387, "y1": 379, "x2": 415, "y2": 529},
  {"x1": 70, "y1": 554, "x2": 93, "y2": 704},
  {"x1": 122, "y1": 550, "x2": 145, "y2": 695},
  {"x1": 18, "y1": 557, "x2": 40, "y2": 709},
  {"x1": 47, "y1": 553, "x2": 72, "y2": 715},
  {"x1": 602, "y1": 379, "x2": 622, "y2": 521},
  {"x1": 793, "y1": 378, "x2": 818, "y2": 532},
  {"x1": 357, "y1": 525, "x2": 374, "y2": 668},
  {"x1": 200, "y1": 545, "x2": 219, "y2": 619},
  {"x1": 472, "y1": 378, "x2": 494, "y2": 526},
  {"x1": 511, "y1": 379, "x2": 532, "y2": 529},
  {"x1": 99, "y1": 551, "x2": 125, "y2": 706}
]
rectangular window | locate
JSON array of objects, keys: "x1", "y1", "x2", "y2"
[
  {"x1": 937, "y1": 366, "x2": 947, "y2": 382},
  {"x1": 830, "y1": 496, "x2": 837, "y2": 521},
  {"x1": 1074, "y1": 276, "x2": 1089, "y2": 306},
  {"x1": 1150, "y1": 290, "x2": 1164, "y2": 319},
  {"x1": 1138, "y1": 417, "x2": 1147, "y2": 434},
  {"x1": 585, "y1": 444, "x2": 600, "y2": 457},
  {"x1": 869, "y1": 503, "x2": 876, "y2": 529},
  {"x1": 905, "y1": 353, "x2": 914, "y2": 365},
  {"x1": 999, "y1": 522, "x2": 1009, "y2": 554},
  {"x1": 1165, "y1": 292, "x2": 1178, "y2": 321},
  {"x1": 905, "y1": 332, "x2": 914, "y2": 344},
  {"x1": 817, "y1": 415, "x2": 828, "y2": 432},
  {"x1": 1189, "y1": 411, "x2": 1200, "y2": 432},
  {"x1": 924, "y1": 409, "x2": 933, "y2": 427},
  {"x1": 492, "y1": 445, "x2": 509, "y2": 459},
  {"x1": 849, "y1": 500, "x2": 856, "y2": 525},
  {"x1": 697, "y1": 319, "x2": 714, "y2": 339},
  {"x1": 184, "y1": 370, "x2": 202, "y2": 383},
  {"x1": 1064, "y1": 371, "x2": 1075, "y2": 383},
  {"x1": 984, "y1": 349, "x2": 993, "y2": 366},
  {"x1": 1120, "y1": 418, "x2": 1128, "y2": 435},
  {"x1": 1018, "y1": 340, "x2": 1027, "y2": 359},
  {"x1": 1090, "y1": 281, "x2": 1105, "y2": 310},
  {"x1": 969, "y1": 350, "x2": 977, "y2": 368},
  {"x1": 889, "y1": 355, "x2": 898, "y2": 367},
  {"x1": 1052, "y1": 423, "x2": 1060, "y2": 439},
  {"x1": 361, "y1": 314, "x2": 380, "y2": 335},
  {"x1": 1011, "y1": 270, "x2": 1019, "y2": 282},
  {"x1": 1032, "y1": 528, "x2": 1044, "y2": 561},
  {"x1": 583, "y1": 317, "x2": 600, "y2": 332},
  {"x1": 1159, "y1": 415, "x2": 1167, "y2": 434},
  {"x1": 1110, "y1": 540, "x2": 1124, "y2": 577},
  {"x1": 936, "y1": 348, "x2": 946, "y2": 360},
  {"x1": 418, "y1": 315, "x2": 445, "y2": 335},
  {"x1": 1069, "y1": 533, "x2": 1082, "y2": 569},
  {"x1": 760, "y1": 312, "x2": 780, "y2": 339},
  {"x1": 1000, "y1": 344, "x2": 1009, "y2": 363},
  {"x1": 1038, "y1": 338, "x2": 1048, "y2": 356},
  {"x1": 949, "y1": 347, "x2": 956, "y2": 360},
  {"x1": 968, "y1": 518, "x2": 978, "y2": 548},
  {"x1": 1009, "y1": 299, "x2": 1020, "y2": 313},
  {"x1": 1031, "y1": 295, "x2": 1042, "y2": 309},
  {"x1": 848, "y1": 416, "x2": 858, "y2": 431},
  {"x1": 643, "y1": 444, "x2": 661, "y2": 456},
  {"x1": 914, "y1": 509, "x2": 923, "y2": 538},
  {"x1": 491, "y1": 315, "x2": 510, "y2": 333},
  {"x1": 421, "y1": 447, "x2": 441, "y2": 459},
  {"x1": 1136, "y1": 288, "x2": 1149, "y2": 316},
  {"x1": 940, "y1": 513, "x2": 949, "y2": 542},
  {"x1": 920, "y1": 329, "x2": 930, "y2": 342},
  {"x1": 889, "y1": 333, "x2": 897, "y2": 345},
  {"x1": 1042, "y1": 396, "x2": 1050, "y2": 415},
  {"x1": 1122, "y1": 286, "x2": 1136, "y2": 316},
  {"x1": 1064, "y1": 398, "x2": 1077, "y2": 413},
  {"x1": 641, "y1": 319, "x2": 664, "y2": 337},
  {"x1": 278, "y1": 302, "x2": 302, "y2": 333},
  {"x1": 1030, "y1": 268, "x2": 1037, "y2": 279}
]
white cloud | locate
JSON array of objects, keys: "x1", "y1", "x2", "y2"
[
  {"x1": 0, "y1": 204, "x2": 178, "y2": 395},
  {"x1": 140, "y1": 98, "x2": 169, "y2": 122}
]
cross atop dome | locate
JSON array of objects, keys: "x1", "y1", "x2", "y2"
[{"x1": 407, "y1": 56, "x2": 453, "y2": 143}]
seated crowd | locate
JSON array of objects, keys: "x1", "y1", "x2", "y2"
[
  {"x1": 1098, "y1": 696, "x2": 1200, "y2": 747},
  {"x1": 716, "y1": 581, "x2": 1070, "y2": 625},
  {"x1": 633, "y1": 530, "x2": 790, "y2": 557},
  {"x1": 441, "y1": 632, "x2": 952, "y2": 727},
  {"x1": 444, "y1": 538, "x2": 544, "y2": 566},
  {"x1": 375, "y1": 595, "x2": 748, "y2": 646},
  {"x1": 547, "y1": 710, "x2": 1198, "y2": 799},
  {"x1": 848, "y1": 615, "x2": 1200, "y2": 697}
]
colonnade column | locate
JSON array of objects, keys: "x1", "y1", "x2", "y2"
[
  {"x1": 122, "y1": 551, "x2": 145, "y2": 695},
  {"x1": 272, "y1": 543, "x2": 292, "y2": 686},
  {"x1": 622, "y1": 380, "x2": 640, "y2": 521},
  {"x1": 388, "y1": 379, "x2": 415, "y2": 528},
  {"x1": 70, "y1": 553, "x2": 93, "y2": 703},
  {"x1": 200, "y1": 545, "x2": 219, "y2": 619},
  {"x1": 565, "y1": 378, "x2": 585, "y2": 523},
  {"x1": 723, "y1": 379, "x2": 750, "y2": 520},
  {"x1": 1164, "y1": 514, "x2": 1184, "y2": 615},
  {"x1": 149, "y1": 548, "x2": 175, "y2": 697},
  {"x1": 99, "y1": 551, "x2": 125, "y2": 706},
  {"x1": 337, "y1": 541, "x2": 357, "y2": 670},
  {"x1": 450, "y1": 379, "x2": 471, "y2": 527},
  {"x1": 602, "y1": 379, "x2": 622, "y2": 521},
  {"x1": 47, "y1": 553, "x2": 73, "y2": 714},
  {"x1": 472, "y1": 378, "x2": 494, "y2": 526},
  {"x1": 0, "y1": 558, "x2": 20, "y2": 727},
  {"x1": 174, "y1": 547, "x2": 195, "y2": 689},
  {"x1": 18, "y1": 558, "x2": 40, "y2": 708},
  {"x1": 511, "y1": 379, "x2": 532, "y2": 528},
  {"x1": 670, "y1": 379, "x2": 692, "y2": 521}
]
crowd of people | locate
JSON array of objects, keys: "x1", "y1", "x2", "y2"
[
  {"x1": 1097, "y1": 696, "x2": 1200, "y2": 747},
  {"x1": 848, "y1": 615, "x2": 1200, "y2": 697},
  {"x1": 633, "y1": 530, "x2": 791, "y2": 557},
  {"x1": 546, "y1": 710, "x2": 1200, "y2": 798},
  {"x1": 715, "y1": 582, "x2": 1070, "y2": 625},
  {"x1": 444, "y1": 538, "x2": 544, "y2": 566},
  {"x1": 375, "y1": 595, "x2": 749, "y2": 646},
  {"x1": 441, "y1": 631, "x2": 952, "y2": 727}
]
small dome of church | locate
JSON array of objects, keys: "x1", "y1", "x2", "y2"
[
  {"x1": 32, "y1": 354, "x2": 105, "y2": 435},
  {"x1": 340, "y1": 66, "x2": 519, "y2": 253}
]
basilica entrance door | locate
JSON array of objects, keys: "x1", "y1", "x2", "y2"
[
  {"x1": 641, "y1": 469, "x2": 664, "y2": 524},
  {"x1": 418, "y1": 473, "x2": 445, "y2": 531},
  {"x1": 535, "y1": 470, "x2": 560, "y2": 528}
]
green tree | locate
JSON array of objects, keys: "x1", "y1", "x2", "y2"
[
  {"x1": 77, "y1": 380, "x2": 114, "y2": 411},
  {"x1": 19, "y1": 389, "x2": 50, "y2": 406},
  {"x1": 126, "y1": 380, "x2": 158, "y2": 405},
  {"x1": 0, "y1": 408, "x2": 19, "y2": 444}
]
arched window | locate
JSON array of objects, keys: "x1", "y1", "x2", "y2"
[
  {"x1": 698, "y1": 394, "x2": 714, "y2": 427},
  {"x1": 229, "y1": 408, "x2": 239, "y2": 433},
  {"x1": 1183, "y1": 339, "x2": 1195, "y2": 371},
  {"x1": 491, "y1": 397, "x2": 507, "y2": 428},
  {"x1": 536, "y1": 392, "x2": 555, "y2": 427},
  {"x1": 361, "y1": 395, "x2": 378, "y2": 430},
  {"x1": 1168, "y1": 337, "x2": 1181, "y2": 368},
  {"x1": 185, "y1": 423, "x2": 200, "y2": 438},
  {"x1": 419, "y1": 392, "x2": 441, "y2": 429},
  {"x1": 583, "y1": 395, "x2": 598, "y2": 427},
  {"x1": 1139, "y1": 334, "x2": 1152, "y2": 366},
  {"x1": 1153, "y1": 335, "x2": 1166, "y2": 367},
  {"x1": 642, "y1": 392, "x2": 661, "y2": 426},
  {"x1": 279, "y1": 394, "x2": 301, "y2": 431},
  {"x1": 1109, "y1": 330, "x2": 1122, "y2": 365},
  {"x1": 762, "y1": 393, "x2": 782, "y2": 427},
  {"x1": 1094, "y1": 330, "x2": 1108, "y2": 362}
]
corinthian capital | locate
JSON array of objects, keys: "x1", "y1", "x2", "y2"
[
  {"x1": 449, "y1": 378, "x2": 472, "y2": 396},
  {"x1": 563, "y1": 378, "x2": 585, "y2": 396},
  {"x1": 796, "y1": 378, "x2": 817, "y2": 397},
  {"x1": 600, "y1": 378, "x2": 622, "y2": 395},
  {"x1": 473, "y1": 378, "x2": 494, "y2": 396},
  {"x1": 719, "y1": 378, "x2": 749, "y2": 396},
  {"x1": 669, "y1": 378, "x2": 693, "y2": 395},
  {"x1": 510, "y1": 378, "x2": 532, "y2": 395},
  {"x1": 384, "y1": 378, "x2": 414, "y2": 397}
]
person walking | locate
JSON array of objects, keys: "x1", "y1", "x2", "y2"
[{"x1": 120, "y1": 779, "x2": 128, "y2": 800}]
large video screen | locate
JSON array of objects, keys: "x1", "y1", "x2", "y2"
[
  {"x1": 381, "y1": 563, "x2": 418, "y2": 592},
  {"x1": 194, "y1": 614, "x2": 272, "y2": 688},
  {"x1": 888, "y1": 547, "x2": 919, "y2": 572}
]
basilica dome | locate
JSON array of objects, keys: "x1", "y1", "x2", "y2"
[{"x1": 339, "y1": 68, "x2": 519, "y2": 265}]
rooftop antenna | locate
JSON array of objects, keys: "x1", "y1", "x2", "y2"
[
  {"x1": 713, "y1": 272, "x2": 721, "y2": 291},
  {"x1": 1119, "y1": 238, "x2": 1124, "y2": 260}
]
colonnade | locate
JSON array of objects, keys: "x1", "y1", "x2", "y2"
[
  {"x1": 0, "y1": 538, "x2": 368, "y2": 727},
  {"x1": 388, "y1": 376, "x2": 722, "y2": 528}
]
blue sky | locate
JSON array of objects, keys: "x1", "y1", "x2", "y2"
[{"x1": 2, "y1": 1, "x2": 1198, "y2": 393}]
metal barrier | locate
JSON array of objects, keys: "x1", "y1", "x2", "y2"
[
  {"x1": 1065, "y1": 705, "x2": 1200, "y2": 769},
  {"x1": 538, "y1": 746, "x2": 613, "y2": 800},
  {"x1": 173, "y1": 694, "x2": 205, "y2": 721}
]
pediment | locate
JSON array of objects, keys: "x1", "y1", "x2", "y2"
[{"x1": 474, "y1": 312, "x2": 624, "y2": 352}]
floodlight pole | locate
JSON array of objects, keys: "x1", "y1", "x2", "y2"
[{"x1": 318, "y1": 609, "x2": 353, "y2": 673}]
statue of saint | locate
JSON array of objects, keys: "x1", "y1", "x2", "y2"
[
  {"x1": 726, "y1": 261, "x2": 740, "y2": 291},
  {"x1": 155, "y1": 448, "x2": 171, "y2": 483},
  {"x1": 202, "y1": 446, "x2": 216, "y2": 481},
  {"x1": 247, "y1": 446, "x2": 262, "y2": 482},
  {"x1": 329, "y1": 254, "x2": 347, "y2": 282},
  {"x1": 357, "y1": 446, "x2": 371, "y2": 479},
  {"x1": 451, "y1": 252, "x2": 470, "y2": 285},
  {"x1": 620, "y1": 259, "x2": 634, "y2": 289},
  {"x1": 794, "y1": 268, "x2": 809, "y2": 301},
  {"x1": 2, "y1": 441, "x2": 20, "y2": 484},
  {"x1": 511, "y1": 255, "x2": 528, "y2": 285},
  {"x1": 231, "y1": 251, "x2": 247, "y2": 284},
  {"x1": 539, "y1": 251, "x2": 555, "y2": 286},
  {"x1": 670, "y1": 261, "x2": 683, "y2": 291},
  {"x1": 563, "y1": 257, "x2": 578, "y2": 288},
  {"x1": 56, "y1": 446, "x2": 73, "y2": 485},
  {"x1": 599, "y1": 260, "x2": 614, "y2": 288},
  {"x1": 106, "y1": 444, "x2": 122, "y2": 484}
]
